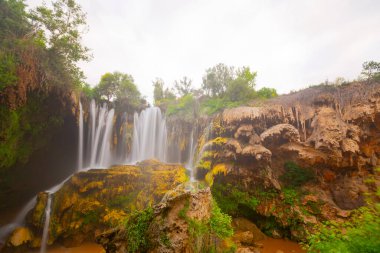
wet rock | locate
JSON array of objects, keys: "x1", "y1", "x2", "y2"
[
  {"x1": 25, "y1": 160, "x2": 188, "y2": 248},
  {"x1": 7, "y1": 227, "x2": 32, "y2": 247}
]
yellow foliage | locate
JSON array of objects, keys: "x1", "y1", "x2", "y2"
[
  {"x1": 205, "y1": 163, "x2": 227, "y2": 186},
  {"x1": 103, "y1": 209, "x2": 127, "y2": 226}
]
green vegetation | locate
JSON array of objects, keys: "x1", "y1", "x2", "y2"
[
  {"x1": 210, "y1": 200, "x2": 234, "y2": 238},
  {"x1": 307, "y1": 206, "x2": 380, "y2": 253},
  {"x1": 153, "y1": 63, "x2": 278, "y2": 117},
  {"x1": 124, "y1": 207, "x2": 154, "y2": 253},
  {"x1": 361, "y1": 61, "x2": 380, "y2": 82},
  {"x1": 0, "y1": 0, "x2": 92, "y2": 170},
  {"x1": 280, "y1": 161, "x2": 315, "y2": 188},
  {"x1": 212, "y1": 183, "x2": 266, "y2": 216},
  {"x1": 92, "y1": 71, "x2": 145, "y2": 110},
  {"x1": 178, "y1": 198, "x2": 234, "y2": 252}
]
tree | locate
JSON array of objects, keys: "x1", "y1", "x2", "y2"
[
  {"x1": 174, "y1": 76, "x2": 192, "y2": 96},
  {"x1": 152, "y1": 78, "x2": 164, "y2": 104},
  {"x1": 235, "y1": 66, "x2": 257, "y2": 88},
  {"x1": 163, "y1": 87, "x2": 176, "y2": 100},
  {"x1": 361, "y1": 61, "x2": 380, "y2": 82},
  {"x1": 30, "y1": 0, "x2": 91, "y2": 84},
  {"x1": 224, "y1": 78, "x2": 255, "y2": 102},
  {"x1": 257, "y1": 87, "x2": 278, "y2": 99},
  {"x1": 202, "y1": 63, "x2": 234, "y2": 97},
  {"x1": 94, "y1": 72, "x2": 141, "y2": 107}
]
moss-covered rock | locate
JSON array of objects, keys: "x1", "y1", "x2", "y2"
[{"x1": 22, "y1": 160, "x2": 188, "y2": 248}]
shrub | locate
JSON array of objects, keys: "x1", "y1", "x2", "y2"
[
  {"x1": 210, "y1": 200, "x2": 234, "y2": 238},
  {"x1": 306, "y1": 206, "x2": 380, "y2": 253},
  {"x1": 125, "y1": 207, "x2": 154, "y2": 253}
]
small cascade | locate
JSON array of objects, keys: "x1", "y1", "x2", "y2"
[
  {"x1": 129, "y1": 107, "x2": 167, "y2": 163},
  {"x1": 40, "y1": 194, "x2": 52, "y2": 253},
  {"x1": 185, "y1": 130, "x2": 197, "y2": 181},
  {"x1": 78, "y1": 101, "x2": 84, "y2": 171},
  {"x1": 0, "y1": 197, "x2": 37, "y2": 243}
]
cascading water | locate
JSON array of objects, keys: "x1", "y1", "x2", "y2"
[
  {"x1": 40, "y1": 194, "x2": 52, "y2": 253},
  {"x1": 79, "y1": 100, "x2": 116, "y2": 169},
  {"x1": 129, "y1": 107, "x2": 168, "y2": 163},
  {"x1": 0, "y1": 197, "x2": 37, "y2": 244},
  {"x1": 185, "y1": 130, "x2": 197, "y2": 181},
  {"x1": 78, "y1": 101, "x2": 83, "y2": 171}
]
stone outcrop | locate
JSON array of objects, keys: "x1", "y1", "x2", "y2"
[
  {"x1": 194, "y1": 82, "x2": 380, "y2": 240},
  {"x1": 5, "y1": 160, "x2": 188, "y2": 251},
  {"x1": 97, "y1": 182, "x2": 235, "y2": 253}
]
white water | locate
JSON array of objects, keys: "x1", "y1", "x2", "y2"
[
  {"x1": 0, "y1": 103, "x2": 171, "y2": 249},
  {"x1": 185, "y1": 130, "x2": 197, "y2": 181},
  {"x1": 78, "y1": 102, "x2": 83, "y2": 171},
  {"x1": 0, "y1": 197, "x2": 37, "y2": 243},
  {"x1": 80, "y1": 100, "x2": 115, "y2": 169},
  {"x1": 129, "y1": 107, "x2": 168, "y2": 163},
  {"x1": 40, "y1": 194, "x2": 52, "y2": 253}
]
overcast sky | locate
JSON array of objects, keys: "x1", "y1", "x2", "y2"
[{"x1": 26, "y1": 0, "x2": 380, "y2": 102}]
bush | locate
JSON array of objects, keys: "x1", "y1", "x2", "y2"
[
  {"x1": 210, "y1": 200, "x2": 234, "y2": 238},
  {"x1": 166, "y1": 94, "x2": 197, "y2": 120},
  {"x1": 125, "y1": 207, "x2": 154, "y2": 253},
  {"x1": 307, "y1": 206, "x2": 380, "y2": 253}
]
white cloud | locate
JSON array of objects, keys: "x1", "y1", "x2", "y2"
[{"x1": 26, "y1": 0, "x2": 380, "y2": 102}]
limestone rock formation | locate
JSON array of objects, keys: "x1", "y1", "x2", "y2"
[{"x1": 6, "y1": 160, "x2": 188, "y2": 251}]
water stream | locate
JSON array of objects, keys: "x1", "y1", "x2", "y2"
[{"x1": 129, "y1": 107, "x2": 168, "y2": 163}]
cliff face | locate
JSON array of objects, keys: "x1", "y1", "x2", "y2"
[{"x1": 195, "y1": 82, "x2": 380, "y2": 239}]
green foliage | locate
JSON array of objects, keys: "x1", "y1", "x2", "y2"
[
  {"x1": 306, "y1": 205, "x2": 380, "y2": 253},
  {"x1": 224, "y1": 77, "x2": 256, "y2": 102},
  {"x1": 0, "y1": 96, "x2": 64, "y2": 168},
  {"x1": 212, "y1": 183, "x2": 264, "y2": 216},
  {"x1": 210, "y1": 200, "x2": 234, "y2": 238},
  {"x1": 108, "y1": 192, "x2": 137, "y2": 210},
  {"x1": 166, "y1": 93, "x2": 197, "y2": 121},
  {"x1": 283, "y1": 188, "x2": 298, "y2": 205},
  {"x1": 174, "y1": 76, "x2": 193, "y2": 96},
  {"x1": 280, "y1": 161, "x2": 315, "y2": 188},
  {"x1": 94, "y1": 72, "x2": 139, "y2": 101},
  {"x1": 125, "y1": 207, "x2": 154, "y2": 253},
  {"x1": 0, "y1": 52, "x2": 17, "y2": 90},
  {"x1": 153, "y1": 78, "x2": 164, "y2": 105},
  {"x1": 82, "y1": 210, "x2": 99, "y2": 225},
  {"x1": 361, "y1": 61, "x2": 380, "y2": 82},
  {"x1": 257, "y1": 87, "x2": 278, "y2": 99},
  {"x1": 30, "y1": 0, "x2": 90, "y2": 85},
  {"x1": 202, "y1": 63, "x2": 234, "y2": 97}
]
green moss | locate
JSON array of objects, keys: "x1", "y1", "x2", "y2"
[
  {"x1": 210, "y1": 200, "x2": 234, "y2": 238},
  {"x1": 212, "y1": 183, "x2": 264, "y2": 216},
  {"x1": 108, "y1": 192, "x2": 138, "y2": 210},
  {"x1": 283, "y1": 188, "x2": 299, "y2": 205},
  {"x1": 124, "y1": 207, "x2": 154, "y2": 253},
  {"x1": 280, "y1": 161, "x2": 315, "y2": 188},
  {"x1": 82, "y1": 210, "x2": 100, "y2": 225}
]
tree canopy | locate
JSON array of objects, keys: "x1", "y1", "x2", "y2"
[{"x1": 94, "y1": 72, "x2": 142, "y2": 108}]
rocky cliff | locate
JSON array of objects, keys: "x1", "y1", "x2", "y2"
[{"x1": 195, "y1": 82, "x2": 380, "y2": 240}]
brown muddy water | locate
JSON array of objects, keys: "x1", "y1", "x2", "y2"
[
  {"x1": 259, "y1": 238, "x2": 306, "y2": 253},
  {"x1": 26, "y1": 238, "x2": 305, "y2": 253}
]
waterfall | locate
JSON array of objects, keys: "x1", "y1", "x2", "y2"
[
  {"x1": 78, "y1": 100, "x2": 116, "y2": 169},
  {"x1": 78, "y1": 101, "x2": 83, "y2": 171},
  {"x1": 0, "y1": 197, "x2": 37, "y2": 244},
  {"x1": 40, "y1": 194, "x2": 52, "y2": 253},
  {"x1": 185, "y1": 130, "x2": 197, "y2": 181},
  {"x1": 129, "y1": 107, "x2": 167, "y2": 163}
]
